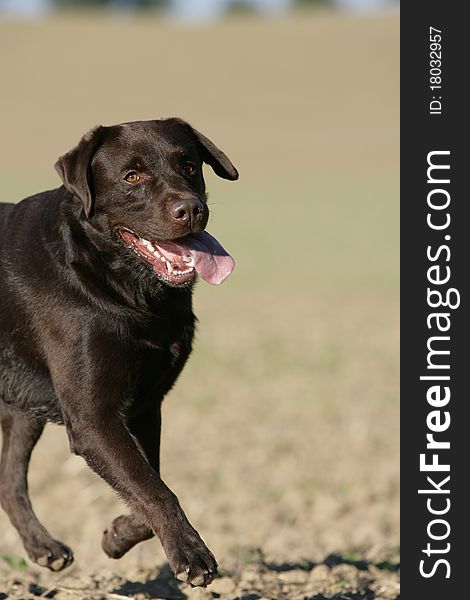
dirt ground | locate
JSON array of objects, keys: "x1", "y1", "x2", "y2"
[{"x1": 0, "y1": 7, "x2": 399, "y2": 599}]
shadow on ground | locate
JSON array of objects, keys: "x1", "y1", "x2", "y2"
[
  {"x1": 0, "y1": 551, "x2": 400, "y2": 600},
  {"x1": 1, "y1": 548, "x2": 400, "y2": 599},
  {"x1": 111, "y1": 552, "x2": 400, "y2": 600}
]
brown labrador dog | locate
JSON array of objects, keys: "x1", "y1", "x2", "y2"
[{"x1": 0, "y1": 119, "x2": 238, "y2": 587}]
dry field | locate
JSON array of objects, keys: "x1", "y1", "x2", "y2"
[{"x1": 0, "y1": 8, "x2": 399, "y2": 599}]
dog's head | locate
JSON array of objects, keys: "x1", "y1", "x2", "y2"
[{"x1": 55, "y1": 119, "x2": 238, "y2": 287}]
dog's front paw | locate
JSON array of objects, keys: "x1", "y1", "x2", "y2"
[
  {"x1": 27, "y1": 538, "x2": 74, "y2": 571},
  {"x1": 163, "y1": 527, "x2": 218, "y2": 587}
]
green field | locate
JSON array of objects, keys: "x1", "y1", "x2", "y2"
[{"x1": 0, "y1": 9, "x2": 399, "y2": 599}]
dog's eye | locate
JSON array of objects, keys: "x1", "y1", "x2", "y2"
[
  {"x1": 183, "y1": 163, "x2": 196, "y2": 177},
  {"x1": 124, "y1": 172, "x2": 140, "y2": 184}
]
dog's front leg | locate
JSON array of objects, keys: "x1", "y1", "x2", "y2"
[
  {"x1": 101, "y1": 403, "x2": 161, "y2": 559},
  {"x1": 60, "y1": 404, "x2": 217, "y2": 587}
]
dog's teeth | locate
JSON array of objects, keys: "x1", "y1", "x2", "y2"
[
  {"x1": 165, "y1": 261, "x2": 195, "y2": 277},
  {"x1": 141, "y1": 239, "x2": 156, "y2": 252},
  {"x1": 161, "y1": 256, "x2": 166, "y2": 262}
]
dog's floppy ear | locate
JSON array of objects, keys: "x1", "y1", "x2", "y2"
[
  {"x1": 192, "y1": 127, "x2": 239, "y2": 181},
  {"x1": 172, "y1": 118, "x2": 238, "y2": 181},
  {"x1": 55, "y1": 126, "x2": 106, "y2": 217}
]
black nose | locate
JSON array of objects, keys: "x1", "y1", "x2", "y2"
[{"x1": 170, "y1": 197, "x2": 204, "y2": 225}]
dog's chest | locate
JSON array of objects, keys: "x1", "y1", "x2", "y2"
[{"x1": 124, "y1": 314, "x2": 195, "y2": 403}]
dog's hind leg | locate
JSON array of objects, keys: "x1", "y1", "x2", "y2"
[
  {"x1": 0, "y1": 404, "x2": 73, "y2": 571},
  {"x1": 101, "y1": 403, "x2": 159, "y2": 559}
]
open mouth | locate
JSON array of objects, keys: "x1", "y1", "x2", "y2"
[{"x1": 117, "y1": 228, "x2": 235, "y2": 286}]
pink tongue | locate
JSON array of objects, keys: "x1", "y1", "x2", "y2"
[{"x1": 158, "y1": 231, "x2": 235, "y2": 285}]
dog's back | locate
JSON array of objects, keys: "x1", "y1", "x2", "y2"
[
  {"x1": 0, "y1": 203, "x2": 14, "y2": 249},
  {"x1": 0, "y1": 204, "x2": 14, "y2": 286}
]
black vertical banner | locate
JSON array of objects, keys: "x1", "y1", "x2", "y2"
[{"x1": 401, "y1": 3, "x2": 467, "y2": 598}]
